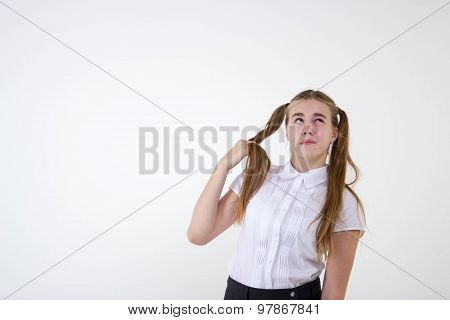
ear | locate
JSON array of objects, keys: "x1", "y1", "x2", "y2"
[{"x1": 332, "y1": 127, "x2": 338, "y2": 143}]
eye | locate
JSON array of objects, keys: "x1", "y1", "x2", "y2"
[{"x1": 294, "y1": 118, "x2": 324, "y2": 123}]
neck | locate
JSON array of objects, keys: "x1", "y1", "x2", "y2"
[{"x1": 291, "y1": 154, "x2": 327, "y2": 173}]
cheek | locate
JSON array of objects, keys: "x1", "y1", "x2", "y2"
[
  {"x1": 287, "y1": 125, "x2": 300, "y2": 139},
  {"x1": 317, "y1": 127, "x2": 333, "y2": 139}
]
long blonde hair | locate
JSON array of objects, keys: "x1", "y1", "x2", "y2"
[{"x1": 234, "y1": 89, "x2": 366, "y2": 263}]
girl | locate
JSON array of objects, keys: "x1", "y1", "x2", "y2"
[{"x1": 188, "y1": 89, "x2": 367, "y2": 300}]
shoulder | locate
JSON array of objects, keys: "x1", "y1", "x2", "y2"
[
  {"x1": 342, "y1": 186, "x2": 364, "y2": 209},
  {"x1": 240, "y1": 163, "x2": 284, "y2": 180},
  {"x1": 231, "y1": 163, "x2": 284, "y2": 187},
  {"x1": 342, "y1": 187, "x2": 357, "y2": 205},
  {"x1": 340, "y1": 186, "x2": 365, "y2": 221},
  {"x1": 267, "y1": 163, "x2": 284, "y2": 177}
]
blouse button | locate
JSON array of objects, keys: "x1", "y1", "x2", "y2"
[{"x1": 290, "y1": 291, "x2": 296, "y2": 297}]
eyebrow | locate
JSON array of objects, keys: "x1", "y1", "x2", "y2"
[{"x1": 291, "y1": 112, "x2": 328, "y2": 119}]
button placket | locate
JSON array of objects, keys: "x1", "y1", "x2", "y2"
[{"x1": 264, "y1": 196, "x2": 292, "y2": 287}]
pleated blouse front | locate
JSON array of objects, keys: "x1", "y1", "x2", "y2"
[{"x1": 227, "y1": 160, "x2": 366, "y2": 289}]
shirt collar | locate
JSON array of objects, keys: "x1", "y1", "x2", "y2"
[{"x1": 278, "y1": 160, "x2": 328, "y2": 188}]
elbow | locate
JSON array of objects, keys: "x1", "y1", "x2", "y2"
[{"x1": 187, "y1": 229, "x2": 208, "y2": 246}]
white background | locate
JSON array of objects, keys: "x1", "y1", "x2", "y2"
[{"x1": 0, "y1": 0, "x2": 449, "y2": 299}]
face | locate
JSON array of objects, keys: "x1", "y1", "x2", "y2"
[{"x1": 286, "y1": 99, "x2": 338, "y2": 164}]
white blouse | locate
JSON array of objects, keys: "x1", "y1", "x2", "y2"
[{"x1": 227, "y1": 160, "x2": 366, "y2": 289}]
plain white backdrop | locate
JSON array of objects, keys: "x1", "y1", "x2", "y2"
[{"x1": 0, "y1": 0, "x2": 449, "y2": 299}]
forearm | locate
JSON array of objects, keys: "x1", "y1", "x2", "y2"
[{"x1": 321, "y1": 289, "x2": 345, "y2": 300}]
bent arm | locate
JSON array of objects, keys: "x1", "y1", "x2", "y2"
[{"x1": 187, "y1": 160, "x2": 230, "y2": 245}]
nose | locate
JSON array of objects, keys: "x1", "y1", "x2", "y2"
[{"x1": 303, "y1": 125, "x2": 313, "y2": 135}]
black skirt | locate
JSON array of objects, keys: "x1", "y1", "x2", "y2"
[{"x1": 224, "y1": 275, "x2": 321, "y2": 300}]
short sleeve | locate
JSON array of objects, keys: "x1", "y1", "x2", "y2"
[
  {"x1": 229, "y1": 169, "x2": 245, "y2": 196},
  {"x1": 332, "y1": 189, "x2": 367, "y2": 238}
]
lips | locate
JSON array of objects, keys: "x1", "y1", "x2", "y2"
[{"x1": 302, "y1": 140, "x2": 316, "y2": 144}]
